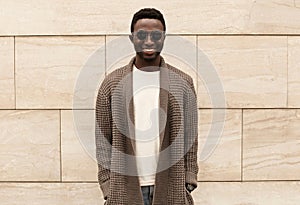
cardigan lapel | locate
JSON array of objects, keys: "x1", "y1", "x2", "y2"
[
  {"x1": 124, "y1": 57, "x2": 170, "y2": 154},
  {"x1": 124, "y1": 57, "x2": 136, "y2": 155},
  {"x1": 158, "y1": 58, "x2": 169, "y2": 150}
]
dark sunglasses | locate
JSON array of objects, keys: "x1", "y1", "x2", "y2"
[{"x1": 133, "y1": 30, "x2": 165, "y2": 41}]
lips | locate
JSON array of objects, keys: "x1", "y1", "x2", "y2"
[{"x1": 142, "y1": 48, "x2": 156, "y2": 55}]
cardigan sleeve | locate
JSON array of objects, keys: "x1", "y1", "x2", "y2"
[
  {"x1": 184, "y1": 77, "x2": 199, "y2": 189},
  {"x1": 95, "y1": 87, "x2": 112, "y2": 200}
]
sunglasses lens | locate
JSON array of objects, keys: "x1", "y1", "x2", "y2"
[
  {"x1": 136, "y1": 30, "x2": 147, "y2": 40},
  {"x1": 152, "y1": 31, "x2": 163, "y2": 41}
]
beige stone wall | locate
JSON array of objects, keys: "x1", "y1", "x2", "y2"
[{"x1": 0, "y1": 0, "x2": 300, "y2": 204}]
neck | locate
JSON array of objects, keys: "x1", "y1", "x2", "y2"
[{"x1": 134, "y1": 55, "x2": 161, "y2": 71}]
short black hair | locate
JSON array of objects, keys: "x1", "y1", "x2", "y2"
[{"x1": 130, "y1": 8, "x2": 166, "y2": 32}]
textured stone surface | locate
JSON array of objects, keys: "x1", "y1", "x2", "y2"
[
  {"x1": 193, "y1": 182, "x2": 300, "y2": 205},
  {"x1": 198, "y1": 109, "x2": 242, "y2": 181},
  {"x1": 2, "y1": 0, "x2": 300, "y2": 35},
  {"x1": 163, "y1": 35, "x2": 198, "y2": 93},
  {"x1": 105, "y1": 35, "x2": 135, "y2": 74},
  {"x1": 0, "y1": 183, "x2": 103, "y2": 205},
  {"x1": 15, "y1": 36, "x2": 105, "y2": 109},
  {"x1": 0, "y1": 110, "x2": 60, "y2": 181},
  {"x1": 61, "y1": 110, "x2": 98, "y2": 181},
  {"x1": 288, "y1": 37, "x2": 300, "y2": 108},
  {"x1": 0, "y1": 37, "x2": 14, "y2": 109},
  {"x1": 243, "y1": 109, "x2": 300, "y2": 180},
  {"x1": 198, "y1": 36, "x2": 287, "y2": 108}
]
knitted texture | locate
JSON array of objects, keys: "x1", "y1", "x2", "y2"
[{"x1": 95, "y1": 57, "x2": 198, "y2": 205}]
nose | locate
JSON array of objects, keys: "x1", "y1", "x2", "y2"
[{"x1": 144, "y1": 34, "x2": 154, "y2": 46}]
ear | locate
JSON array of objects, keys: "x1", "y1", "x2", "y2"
[
  {"x1": 162, "y1": 33, "x2": 166, "y2": 41},
  {"x1": 129, "y1": 34, "x2": 133, "y2": 43}
]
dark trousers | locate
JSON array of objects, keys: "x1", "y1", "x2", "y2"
[{"x1": 141, "y1": 185, "x2": 154, "y2": 205}]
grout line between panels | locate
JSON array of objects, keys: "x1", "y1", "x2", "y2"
[
  {"x1": 59, "y1": 110, "x2": 62, "y2": 182},
  {"x1": 241, "y1": 109, "x2": 244, "y2": 182},
  {"x1": 13, "y1": 36, "x2": 16, "y2": 109},
  {"x1": 287, "y1": 36, "x2": 289, "y2": 108}
]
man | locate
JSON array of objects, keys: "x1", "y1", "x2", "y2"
[{"x1": 96, "y1": 8, "x2": 198, "y2": 205}]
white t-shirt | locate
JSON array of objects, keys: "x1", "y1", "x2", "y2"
[{"x1": 133, "y1": 65, "x2": 160, "y2": 186}]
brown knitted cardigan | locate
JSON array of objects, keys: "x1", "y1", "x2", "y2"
[{"x1": 95, "y1": 57, "x2": 198, "y2": 205}]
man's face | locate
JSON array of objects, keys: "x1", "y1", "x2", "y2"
[{"x1": 131, "y1": 18, "x2": 165, "y2": 62}]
